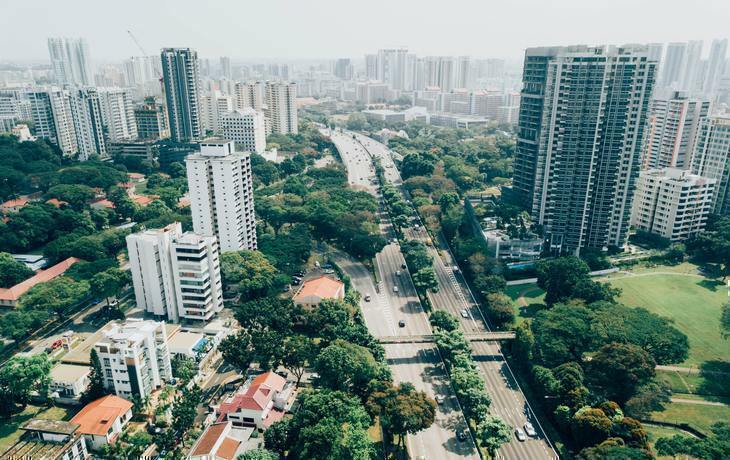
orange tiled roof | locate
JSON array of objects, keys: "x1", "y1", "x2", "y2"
[
  {"x1": 217, "y1": 372, "x2": 286, "y2": 420},
  {"x1": 46, "y1": 198, "x2": 68, "y2": 208},
  {"x1": 91, "y1": 199, "x2": 115, "y2": 209},
  {"x1": 70, "y1": 395, "x2": 133, "y2": 436},
  {"x1": 191, "y1": 422, "x2": 228, "y2": 457},
  {"x1": 293, "y1": 276, "x2": 344, "y2": 302},
  {"x1": 132, "y1": 195, "x2": 157, "y2": 206},
  {"x1": 1, "y1": 197, "x2": 29, "y2": 208},
  {"x1": 216, "y1": 437, "x2": 241, "y2": 460},
  {"x1": 0, "y1": 257, "x2": 80, "y2": 302}
]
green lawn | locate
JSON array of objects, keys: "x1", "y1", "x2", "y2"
[
  {"x1": 657, "y1": 369, "x2": 730, "y2": 399},
  {"x1": 650, "y1": 401, "x2": 730, "y2": 436},
  {"x1": 608, "y1": 273, "x2": 730, "y2": 366},
  {"x1": 644, "y1": 424, "x2": 697, "y2": 459},
  {"x1": 505, "y1": 284, "x2": 546, "y2": 324},
  {"x1": 0, "y1": 405, "x2": 75, "y2": 453}
]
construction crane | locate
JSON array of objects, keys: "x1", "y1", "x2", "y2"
[{"x1": 126, "y1": 29, "x2": 164, "y2": 94}]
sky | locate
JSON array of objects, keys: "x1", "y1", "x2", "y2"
[{"x1": 4, "y1": 0, "x2": 730, "y2": 62}]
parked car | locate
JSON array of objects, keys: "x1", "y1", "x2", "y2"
[
  {"x1": 396, "y1": 270, "x2": 401, "y2": 276},
  {"x1": 524, "y1": 422, "x2": 537, "y2": 437},
  {"x1": 460, "y1": 309, "x2": 469, "y2": 318},
  {"x1": 452, "y1": 265, "x2": 460, "y2": 272},
  {"x1": 398, "y1": 320, "x2": 406, "y2": 327},
  {"x1": 435, "y1": 395, "x2": 445, "y2": 405},
  {"x1": 515, "y1": 428, "x2": 527, "y2": 442},
  {"x1": 401, "y1": 263, "x2": 407, "y2": 269},
  {"x1": 393, "y1": 286, "x2": 399, "y2": 293},
  {"x1": 457, "y1": 431, "x2": 467, "y2": 442},
  {"x1": 364, "y1": 294, "x2": 371, "y2": 302}
]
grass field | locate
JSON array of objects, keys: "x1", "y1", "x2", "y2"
[
  {"x1": 650, "y1": 401, "x2": 730, "y2": 436},
  {"x1": 0, "y1": 405, "x2": 74, "y2": 453},
  {"x1": 644, "y1": 424, "x2": 697, "y2": 459}
]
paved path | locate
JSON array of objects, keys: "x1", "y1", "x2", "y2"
[
  {"x1": 657, "y1": 364, "x2": 730, "y2": 376},
  {"x1": 671, "y1": 397, "x2": 729, "y2": 407}
]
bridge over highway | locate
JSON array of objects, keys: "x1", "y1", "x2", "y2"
[{"x1": 378, "y1": 331, "x2": 515, "y2": 344}]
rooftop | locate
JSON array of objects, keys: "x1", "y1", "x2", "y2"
[
  {"x1": 168, "y1": 331, "x2": 206, "y2": 352},
  {"x1": 22, "y1": 419, "x2": 80, "y2": 436},
  {"x1": 217, "y1": 371, "x2": 286, "y2": 419},
  {"x1": 293, "y1": 276, "x2": 344, "y2": 302},
  {"x1": 70, "y1": 395, "x2": 133, "y2": 436},
  {"x1": 0, "y1": 257, "x2": 80, "y2": 303},
  {"x1": 50, "y1": 363, "x2": 90, "y2": 384}
]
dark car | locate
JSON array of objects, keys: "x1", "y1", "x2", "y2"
[
  {"x1": 401, "y1": 263, "x2": 407, "y2": 270},
  {"x1": 398, "y1": 320, "x2": 406, "y2": 327},
  {"x1": 457, "y1": 431, "x2": 467, "y2": 442}
]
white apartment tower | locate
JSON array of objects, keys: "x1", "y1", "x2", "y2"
[
  {"x1": 235, "y1": 82, "x2": 264, "y2": 111},
  {"x1": 220, "y1": 108, "x2": 267, "y2": 154},
  {"x1": 186, "y1": 139, "x2": 257, "y2": 252},
  {"x1": 691, "y1": 116, "x2": 730, "y2": 215},
  {"x1": 631, "y1": 168, "x2": 715, "y2": 241},
  {"x1": 68, "y1": 88, "x2": 107, "y2": 160},
  {"x1": 265, "y1": 82, "x2": 298, "y2": 134},
  {"x1": 28, "y1": 89, "x2": 78, "y2": 156},
  {"x1": 93, "y1": 319, "x2": 172, "y2": 399},
  {"x1": 161, "y1": 48, "x2": 202, "y2": 142},
  {"x1": 47, "y1": 37, "x2": 93, "y2": 86},
  {"x1": 126, "y1": 222, "x2": 223, "y2": 323},
  {"x1": 643, "y1": 91, "x2": 710, "y2": 169},
  {"x1": 98, "y1": 88, "x2": 138, "y2": 142}
]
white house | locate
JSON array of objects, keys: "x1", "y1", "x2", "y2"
[
  {"x1": 216, "y1": 372, "x2": 289, "y2": 430},
  {"x1": 49, "y1": 363, "x2": 90, "y2": 405}
]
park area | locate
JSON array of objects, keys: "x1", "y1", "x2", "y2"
[{"x1": 505, "y1": 262, "x2": 730, "y2": 437}]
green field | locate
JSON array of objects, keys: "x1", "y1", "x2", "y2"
[
  {"x1": 0, "y1": 405, "x2": 74, "y2": 453},
  {"x1": 650, "y1": 401, "x2": 730, "y2": 436}
]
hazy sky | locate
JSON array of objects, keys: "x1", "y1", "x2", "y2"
[{"x1": 4, "y1": 0, "x2": 730, "y2": 62}]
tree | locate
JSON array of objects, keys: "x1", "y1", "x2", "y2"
[
  {"x1": 45, "y1": 184, "x2": 95, "y2": 209},
  {"x1": 476, "y1": 415, "x2": 512, "y2": 455},
  {"x1": 282, "y1": 335, "x2": 316, "y2": 385},
  {"x1": 237, "y1": 448, "x2": 279, "y2": 460},
  {"x1": 577, "y1": 443, "x2": 653, "y2": 460},
  {"x1": 511, "y1": 321, "x2": 534, "y2": 365},
  {"x1": 220, "y1": 250, "x2": 281, "y2": 300},
  {"x1": 401, "y1": 240, "x2": 432, "y2": 271},
  {"x1": 0, "y1": 252, "x2": 33, "y2": 288},
  {"x1": 367, "y1": 382, "x2": 436, "y2": 447},
  {"x1": 570, "y1": 407, "x2": 613, "y2": 448},
  {"x1": 89, "y1": 267, "x2": 129, "y2": 306},
  {"x1": 0, "y1": 354, "x2": 52, "y2": 417},
  {"x1": 81, "y1": 349, "x2": 108, "y2": 404},
  {"x1": 623, "y1": 381, "x2": 672, "y2": 418},
  {"x1": 430, "y1": 310, "x2": 460, "y2": 332},
  {"x1": 483, "y1": 293, "x2": 516, "y2": 329},
  {"x1": 531, "y1": 304, "x2": 593, "y2": 367},
  {"x1": 315, "y1": 339, "x2": 384, "y2": 397},
  {"x1": 107, "y1": 186, "x2": 137, "y2": 220},
  {"x1": 19, "y1": 277, "x2": 90, "y2": 317},
  {"x1": 220, "y1": 331, "x2": 253, "y2": 373},
  {"x1": 586, "y1": 343, "x2": 656, "y2": 404},
  {"x1": 171, "y1": 384, "x2": 202, "y2": 439},
  {"x1": 171, "y1": 356, "x2": 199, "y2": 385},
  {"x1": 722, "y1": 303, "x2": 730, "y2": 340},
  {"x1": 656, "y1": 421, "x2": 730, "y2": 460},
  {"x1": 412, "y1": 267, "x2": 439, "y2": 293},
  {"x1": 536, "y1": 257, "x2": 591, "y2": 306}
]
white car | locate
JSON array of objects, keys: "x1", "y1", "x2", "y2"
[
  {"x1": 393, "y1": 286, "x2": 399, "y2": 293},
  {"x1": 515, "y1": 428, "x2": 527, "y2": 442},
  {"x1": 460, "y1": 309, "x2": 469, "y2": 318},
  {"x1": 435, "y1": 395, "x2": 445, "y2": 405},
  {"x1": 524, "y1": 422, "x2": 537, "y2": 437}
]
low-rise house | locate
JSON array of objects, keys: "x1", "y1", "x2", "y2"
[
  {"x1": 70, "y1": 395, "x2": 134, "y2": 450},
  {"x1": 187, "y1": 421, "x2": 248, "y2": 460},
  {"x1": 2, "y1": 419, "x2": 89, "y2": 459},
  {"x1": 0, "y1": 196, "x2": 29, "y2": 213},
  {"x1": 216, "y1": 371, "x2": 290, "y2": 430},
  {"x1": 292, "y1": 276, "x2": 345, "y2": 308},
  {"x1": 46, "y1": 198, "x2": 69, "y2": 208},
  {"x1": 50, "y1": 363, "x2": 91, "y2": 404},
  {"x1": 90, "y1": 199, "x2": 115, "y2": 210},
  {"x1": 0, "y1": 257, "x2": 80, "y2": 308}
]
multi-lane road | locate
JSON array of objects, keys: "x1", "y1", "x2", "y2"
[
  {"x1": 327, "y1": 128, "x2": 478, "y2": 459},
  {"x1": 347, "y1": 129, "x2": 558, "y2": 460}
]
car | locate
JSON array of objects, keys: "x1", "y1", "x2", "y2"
[
  {"x1": 295, "y1": 271, "x2": 305, "y2": 277},
  {"x1": 395, "y1": 270, "x2": 401, "y2": 276},
  {"x1": 457, "y1": 431, "x2": 467, "y2": 442},
  {"x1": 364, "y1": 294, "x2": 371, "y2": 302},
  {"x1": 398, "y1": 320, "x2": 406, "y2": 327},
  {"x1": 452, "y1": 265, "x2": 460, "y2": 272},
  {"x1": 524, "y1": 422, "x2": 537, "y2": 437},
  {"x1": 393, "y1": 286, "x2": 399, "y2": 293},
  {"x1": 282, "y1": 285, "x2": 290, "y2": 292},
  {"x1": 515, "y1": 428, "x2": 527, "y2": 442},
  {"x1": 401, "y1": 263, "x2": 407, "y2": 269},
  {"x1": 292, "y1": 279, "x2": 301, "y2": 286},
  {"x1": 108, "y1": 298, "x2": 119, "y2": 308},
  {"x1": 460, "y1": 309, "x2": 469, "y2": 318},
  {"x1": 435, "y1": 395, "x2": 445, "y2": 405},
  {"x1": 324, "y1": 269, "x2": 335, "y2": 274},
  {"x1": 414, "y1": 223, "x2": 420, "y2": 229},
  {"x1": 292, "y1": 276, "x2": 303, "y2": 281}
]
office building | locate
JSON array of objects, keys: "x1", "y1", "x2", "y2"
[
  {"x1": 691, "y1": 116, "x2": 730, "y2": 215},
  {"x1": 186, "y1": 139, "x2": 257, "y2": 252},
  {"x1": 631, "y1": 168, "x2": 715, "y2": 241},
  {"x1": 47, "y1": 37, "x2": 93, "y2": 86},
  {"x1": 643, "y1": 91, "x2": 710, "y2": 169},
  {"x1": 135, "y1": 97, "x2": 170, "y2": 140},
  {"x1": 235, "y1": 81, "x2": 264, "y2": 111},
  {"x1": 513, "y1": 45, "x2": 657, "y2": 255},
  {"x1": 161, "y1": 48, "x2": 202, "y2": 142},
  {"x1": 28, "y1": 88, "x2": 78, "y2": 156},
  {"x1": 220, "y1": 108, "x2": 266, "y2": 154},
  {"x1": 93, "y1": 319, "x2": 172, "y2": 399},
  {"x1": 126, "y1": 222, "x2": 223, "y2": 323},
  {"x1": 68, "y1": 88, "x2": 107, "y2": 160},
  {"x1": 265, "y1": 82, "x2": 298, "y2": 134}
]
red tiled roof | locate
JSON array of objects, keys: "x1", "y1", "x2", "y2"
[
  {"x1": 191, "y1": 422, "x2": 228, "y2": 457},
  {"x1": 1, "y1": 197, "x2": 29, "y2": 208},
  {"x1": 217, "y1": 372, "x2": 286, "y2": 421},
  {"x1": 91, "y1": 199, "x2": 115, "y2": 209},
  {"x1": 132, "y1": 195, "x2": 157, "y2": 206},
  {"x1": 216, "y1": 437, "x2": 241, "y2": 460},
  {"x1": 70, "y1": 395, "x2": 132, "y2": 436},
  {"x1": 0, "y1": 257, "x2": 80, "y2": 303},
  {"x1": 293, "y1": 276, "x2": 344, "y2": 302},
  {"x1": 46, "y1": 198, "x2": 68, "y2": 208}
]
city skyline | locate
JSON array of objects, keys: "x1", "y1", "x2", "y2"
[{"x1": 3, "y1": 0, "x2": 730, "y2": 62}]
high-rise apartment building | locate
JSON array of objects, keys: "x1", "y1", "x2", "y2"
[
  {"x1": 94, "y1": 319, "x2": 172, "y2": 399},
  {"x1": 201, "y1": 91, "x2": 234, "y2": 134},
  {"x1": 98, "y1": 88, "x2": 138, "y2": 142},
  {"x1": 661, "y1": 42, "x2": 688, "y2": 90},
  {"x1": 135, "y1": 97, "x2": 170, "y2": 140},
  {"x1": 161, "y1": 48, "x2": 202, "y2": 142},
  {"x1": 220, "y1": 108, "x2": 267, "y2": 154},
  {"x1": 631, "y1": 168, "x2": 715, "y2": 241},
  {"x1": 424, "y1": 56, "x2": 455, "y2": 91},
  {"x1": 265, "y1": 82, "x2": 298, "y2": 134},
  {"x1": 334, "y1": 58, "x2": 353, "y2": 80},
  {"x1": 28, "y1": 88, "x2": 78, "y2": 156},
  {"x1": 235, "y1": 81, "x2": 264, "y2": 111},
  {"x1": 691, "y1": 116, "x2": 730, "y2": 215},
  {"x1": 703, "y1": 39, "x2": 728, "y2": 97},
  {"x1": 365, "y1": 54, "x2": 378, "y2": 80},
  {"x1": 220, "y1": 56, "x2": 232, "y2": 80},
  {"x1": 377, "y1": 48, "x2": 409, "y2": 90},
  {"x1": 68, "y1": 88, "x2": 107, "y2": 160},
  {"x1": 126, "y1": 222, "x2": 223, "y2": 323},
  {"x1": 186, "y1": 139, "x2": 257, "y2": 252},
  {"x1": 513, "y1": 45, "x2": 657, "y2": 255},
  {"x1": 643, "y1": 91, "x2": 710, "y2": 169},
  {"x1": 47, "y1": 37, "x2": 93, "y2": 86}
]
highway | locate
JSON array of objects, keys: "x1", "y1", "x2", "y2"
[
  {"x1": 352, "y1": 131, "x2": 558, "y2": 460},
  {"x1": 327, "y1": 127, "x2": 475, "y2": 459}
]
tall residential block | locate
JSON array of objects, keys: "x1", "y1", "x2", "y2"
[
  {"x1": 47, "y1": 37, "x2": 92, "y2": 86},
  {"x1": 235, "y1": 81, "x2": 264, "y2": 111},
  {"x1": 98, "y1": 88, "x2": 138, "y2": 142},
  {"x1": 186, "y1": 139, "x2": 257, "y2": 252},
  {"x1": 513, "y1": 45, "x2": 657, "y2": 255},
  {"x1": 703, "y1": 39, "x2": 728, "y2": 97},
  {"x1": 265, "y1": 82, "x2": 298, "y2": 134},
  {"x1": 28, "y1": 88, "x2": 78, "y2": 156},
  {"x1": 126, "y1": 222, "x2": 223, "y2": 323},
  {"x1": 376, "y1": 48, "x2": 409, "y2": 90},
  {"x1": 631, "y1": 168, "x2": 715, "y2": 241},
  {"x1": 220, "y1": 108, "x2": 267, "y2": 154},
  {"x1": 93, "y1": 319, "x2": 172, "y2": 399},
  {"x1": 161, "y1": 48, "x2": 202, "y2": 142},
  {"x1": 68, "y1": 88, "x2": 107, "y2": 160},
  {"x1": 135, "y1": 97, "x2": 170, "y2": 140},
  {"x1": 643, "y1": 91, "x2": 710, "y2": 169},
  {"x1": 691, "y1": 116, "x2": 730, "y2": 215}
]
